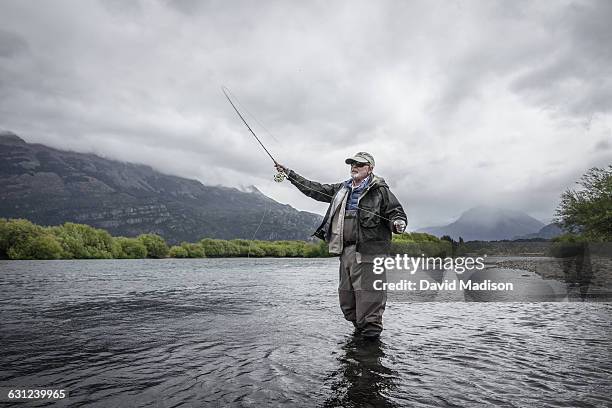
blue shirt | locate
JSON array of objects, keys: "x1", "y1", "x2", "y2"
[{"x1": 344, "y1": 176, "x2": 370, "y2": 212}]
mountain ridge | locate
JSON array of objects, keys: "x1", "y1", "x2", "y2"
[
  {"x1": 418, "y1": 205, "x2": 546, "y2": 241},
  {"x1": 0, "y1": 131, "x2": 322, "y2": 243}
]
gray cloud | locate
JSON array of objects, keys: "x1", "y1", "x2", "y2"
[
  {"x1": 0, "y1": 29, "x2": 28, "y2": 58},
  {"x1": 509, "y1": 1, "x2": 612, "y2": 117},
  {"x1": 0, "y1": 0, "x2": 610, "y2": 229},
  {"x1": 594, "y1": 134, "x2": 611, "y2": 151}
]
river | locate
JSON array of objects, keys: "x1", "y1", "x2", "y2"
[{"x1": 0, "y1": 258, "x2": 610, "y2": 407}]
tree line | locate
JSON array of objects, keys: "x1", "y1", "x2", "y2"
[
  {"x1": 0, "y1": 218, "x2": 451, "y2": 260},
  {"x1": 0, "y1": 219, "x2": 336, "y2": 260},
  {"x1": 2, "y1": 166, "x2": 607, "y2": 260}
]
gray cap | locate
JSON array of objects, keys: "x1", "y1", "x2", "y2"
[{"x1": 345, "y1": 151, "x2": 375, "y2": 166}]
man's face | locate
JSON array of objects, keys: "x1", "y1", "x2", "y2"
[{"x1": 350, "y1": 162, "x2": 371, "y2": 181}]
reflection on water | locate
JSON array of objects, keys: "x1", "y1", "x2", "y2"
[
  {"x1": 323, "y1": 336, "x2": 398, "y2": 408},
  {"x1": 0, "y1": 258, "x2": 610, "y2": 407}
]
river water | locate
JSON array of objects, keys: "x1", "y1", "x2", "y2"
[{"x1": 0, "y1": 258, "x2": 610, "y2": 407}]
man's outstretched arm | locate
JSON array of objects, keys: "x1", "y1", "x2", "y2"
[
  {"x1": 275, "y1": 164, "x2": 343, "y2": 203},
  {"x1": 383, "y1": 188, "x2": 408, "y2": 233}
]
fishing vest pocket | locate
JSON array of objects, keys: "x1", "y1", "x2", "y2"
[{"x1": 359, "y1": 207, "x2": 381, "y2": 228}]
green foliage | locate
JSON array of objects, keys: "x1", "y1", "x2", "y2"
[
  {"x1": 554, "y1": 166, "x2": 612, "y2": 242},
  {"x1": 137, "y1": 233, "x2": 169, "y2": 258},
  {"x1": 113, "y1": 237, "x2": 148, "y2": 259},
  {"x1": 303, "y1": 241, "x2": 330, "y2": 257},
  {"x1": 439, "y1": 235, "x2": 463, "y2": 256},
  {"x1": 392, "y1": 232, "x2": 441, "y2": 243},
  {"x1": 0, "y1": 219, "x2": 334, "y2": 259},
  {"x1": 49, "y1": 222, "x2": 114, "y2": 259},
  {"x1": 247, "y1": 245, "x2": 266, "y2": 257},
  {"x1": 551, "y1": 233, "x2": 588, "y2": 243},
  {"x1": 549, "y1": 233, "x2": 588, "y2": 258},
  {"x1": 8, "y1": 233, "x2": 64, "y2": 260},
  {"x1": 230, "y1": 239, "x2": 265, "y2": 257},
  {"x1": 200, "y1": 238, "x2": 241, "y2": 257},
  {"x1": 180, "y1": 242, "x2": 205, "y2": 258},
  {"x1": 0, "y1": 219, "x2": 64, "y2": 259},
  {"x1": 259, "y1": 242, "x2": 287, "y2": 257},
  {"x1": 0, "y1": 218, "x2": 42, "y2": 258},
  {"x1": 168, "y1": 245, "x2": 189, "y2": 258},
  {"x1": 277, "y1": 241, "x2": 305, "y2": 257},
  {"x1": 391, "y1": 232, "x2": 451, "y2": 257},
  {"x1": 200, "y1": 238, "x2": 331, "y2": 258}
]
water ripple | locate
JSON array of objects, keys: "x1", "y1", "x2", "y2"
[{"x1": 0, "y1": 259, "x2": 610, "y2": 407}]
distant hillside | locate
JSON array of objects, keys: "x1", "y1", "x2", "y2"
[
  {"x1": 511, "y1": 223, "x2": 563, "y2": 240},
  {"x1": 0, "y1": 131, "x2": 322, "y2": 243},
  {"x1": 418, "y1": 206, "x2": 545, "y2": 241}
]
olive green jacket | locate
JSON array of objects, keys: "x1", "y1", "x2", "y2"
[{"x1": 287, "y1": 170, "x2": 407, "y2": 255}]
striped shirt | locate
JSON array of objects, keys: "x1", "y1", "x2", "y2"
[{"x1": 344, "y1": 175, "x2": 370, "y2": 213}]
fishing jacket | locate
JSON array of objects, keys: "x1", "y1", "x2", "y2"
[{"x1": 287, "y1": 170, "x2": 407, "y2": 256}]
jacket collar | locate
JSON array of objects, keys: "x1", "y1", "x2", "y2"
[
  {"x1": 353, "y1": 173, "x2": 384, "y2": 187},
  {"x1": 344, "y1": 175, "x2": 371, "y2": 189}
]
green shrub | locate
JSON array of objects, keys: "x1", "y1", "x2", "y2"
[
  {"x1": 137, "y1": 233, "x2": 168, "y2": 258},
  {"x1": 49, "y1": 223, "x2": 114, "y2": 259},
  {"x1": 245, "y1": 244, "x2": 266, "y2": 257},
  {"x1": 277, "y1": 241, "x2": 306, "y2": 257},
  {"x1": 169, "y1": 245, "x2": 189, "y2": 258},
  {"x1": 258, "y1": 242, "x2": 286, "y2": 257},
  {"x1": 7, "y1": 233, "x2": 63, "y2": 260},
  {"x1": 180, "y1": 242, "x2": 205, "y2": 258},
  {"x1": 0, "y1": 218, "x2": 339, "y2": 259},
  {"x1": 201, "y1": 239, "x2": 242, "y2": 257},
  {"x1": 554, "y1": 166, "x2": 612, "y2": 242},
  {"x1": 0, "y1": 219, "x2": 44, "y2": 258},
  {"x1": 200, "y1": 239, "x2": 223, "y2": 257},
  {"x1": 113, "y1": 237, "x2": 148, "y2": 258},
  {"x1": 230, "y1": 239, "x2": 262, "y2": 256},
  {"x1": 392, "y1": 232, "x2": 441, "y2": 243},
  {"x1": 549, "y1": 234, "x2": 587, "y2": 258},
  {"x1": 303, "y1": 241, "x2": 330, "y2": 257}
]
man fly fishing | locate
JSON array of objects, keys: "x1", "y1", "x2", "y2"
[
  {"x1": 275, "y1": 153, "x2": 407, "y2": 339},
  {"x1": 222, "y1": 87, "x2": 407, "y2": 338}
]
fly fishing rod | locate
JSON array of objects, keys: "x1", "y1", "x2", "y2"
[
  {"x1": 222, "y1": 86, "x2": 286, "y2": 182},
  {"x1": 221, "y1": 85, "x2": 409, "y2": 231}
]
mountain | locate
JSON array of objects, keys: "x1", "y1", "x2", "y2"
[
  {"x1": 512, "y1": 223, "x2": 564, "y2": 240},
  {"x1": 0, "y1": 131, "x2": 322, "y2": 243},
  {"x1": 418, "y1": 206, "x2": 545, "y2": 241}
]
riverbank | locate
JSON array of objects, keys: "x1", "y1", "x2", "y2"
[
  {"x1": 489, "y1": 246, "x2": 612, "y2": 293},
  {"x1": 1, "y1": 218, "x2": 451, "y2": 260}
]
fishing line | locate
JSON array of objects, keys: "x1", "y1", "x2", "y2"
[
  {"x1": 222, "y1": 86, "x2": 280, "y2": 165},
  {"x1": 222, "y1": 85, "x2": 410, "y2": 232},
  {"x1": 247, "y1": 199, "x2": 270, "y2": 258},
  {"x1": 222, "y1": 86, "x2": 281, "y2": 144}
]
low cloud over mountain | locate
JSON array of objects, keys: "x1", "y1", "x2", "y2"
[
  {"x1": 418, "y1": 206, "x2": 546, "y2": 241},
  {"x1": 0, "y1": 132, "x2": 322, "y2": 243}
]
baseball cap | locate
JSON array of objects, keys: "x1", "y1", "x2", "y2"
[{"x1": 345, "y1": 151, "x2": 375, "y2": 166}]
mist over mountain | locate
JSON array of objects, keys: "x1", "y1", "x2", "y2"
[
  {"x1": 0, "y1": 131, "x2": 322, "y2": 243},
  {"x1": 513, "y1": 223, "x2": 564, "y2": 240},
  {"x1": 418, "y1": 206, "x2": 546, "y2": 241}
]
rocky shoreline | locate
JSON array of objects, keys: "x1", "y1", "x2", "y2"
[{"x1": 491, "y1": 254, "x2": 611, "y2": 292}]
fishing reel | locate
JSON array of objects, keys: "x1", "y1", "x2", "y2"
[{"x1": 274, "y1": 171, "x2": 287, "y2": 183}]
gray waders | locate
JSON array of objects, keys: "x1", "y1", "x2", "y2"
[{"x1": 338, "y1": 213, "x2": 387, "y2": 337}]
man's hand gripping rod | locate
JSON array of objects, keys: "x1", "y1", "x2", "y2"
[{"x1": 222, "y1": 86, "x2": 406, "y2": 233}]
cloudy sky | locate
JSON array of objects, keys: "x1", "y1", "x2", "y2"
[{"x1": 1, "y1": 0, "x2": 611, "y2": 229}]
